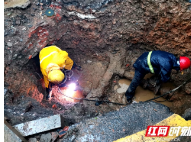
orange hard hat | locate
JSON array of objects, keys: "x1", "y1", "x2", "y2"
[{"x1": 180, "y1": 56, "x2": 191, "y2": 71}]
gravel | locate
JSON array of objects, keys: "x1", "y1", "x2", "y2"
[{"x1": 61, "y1": 101, "x2": 173, "y2": 142}]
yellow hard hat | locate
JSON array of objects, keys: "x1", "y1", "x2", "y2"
[{"x1": 48, "y1": 70, "x2": 65, "y2": 84}]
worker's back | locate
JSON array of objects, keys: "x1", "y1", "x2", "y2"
[
  {"x1": 133, "y1": 50, "x2": 179, "y2": 82},
  {"x1": 39, "y1": 46, "x2": 69, "y2": 71},
  {"x1": 39, "y1": 45, "x2": 73, "y2": 88}
]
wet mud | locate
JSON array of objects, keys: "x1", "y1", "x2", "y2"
[
  {"x1": 4, "y1": 1, "x2": 191, "y2": 141},
  {"x1": 116, "y1": 79, "x2": 173, "y2": 108}
]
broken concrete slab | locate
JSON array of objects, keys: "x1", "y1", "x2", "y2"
[
  {"x1": 4, "y1": 120, "x2": 27, "y2": 142},
  {"x1": 14, "y1": 114, "x2": 65, "y2": 136},
  {"x1": 29, "y1": 138, "x2": 37, "y2": 142},
  {"x1": 182, "y1": 108, "x2": 191, "y2": 120},
  {"x1": 4, "y1": 0, "x2": 31, "y2": 9},
  {"x1": 40, "y1": 133, "x2": 52, "y2": 142},
  {"x1": 51, "y1": 132, "x2": 59, "y2": 142},
  {"x1": 4, "y1": 124, "x2": 22, "y2": 142}
]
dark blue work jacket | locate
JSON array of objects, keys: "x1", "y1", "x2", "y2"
[{"x1": 133, "y1": 50, "x2": 180, "y2": 82}]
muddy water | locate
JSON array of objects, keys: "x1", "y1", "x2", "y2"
[{"x1": 117, "y1": 79, "x2": 172, "y2": 108}]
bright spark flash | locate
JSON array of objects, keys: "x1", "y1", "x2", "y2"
[
  {"x1": 64, "y1": 83, "x2": 76, "y2": 99},
  {"x1": 68, "y1": 83, "x2": 76, "y2": 91}
]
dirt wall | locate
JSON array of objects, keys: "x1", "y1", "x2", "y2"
[{"x1": 4, "y1": 0, "x2": 191, "y2": 114}]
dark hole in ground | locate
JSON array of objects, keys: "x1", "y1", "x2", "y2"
[
  {"x1": 4, "y1": 47, "x2": 116, "y2": 126},
  {"x1": 4, "y1": 43, "x2": 191, "y2": 126}
]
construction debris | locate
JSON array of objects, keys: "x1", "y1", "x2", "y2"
[
  {"x1": 61, "y1": 102, "x2": 173, "y2": 142},
  {"x1": 58, "y1": 126, "x2": 69, "y2": 138},
  {"x1": 182, "y1": 108, "x2": 191, "y2": 120},
  {"x1": 24, "y1": 101, "x2": 33, "y2": 113},
  {"x1": 29, "y1": 138, "x2": 37, "y2": 142},
  {"x1": 4, "y1": 119, "x2": 27, "y2": 142},
  {"x1": 40, "y1": 133, "x2": 52, "y2": 142},
  {"x1": 51, "y1": 132, "x2": 59, "y2": 142},
  {"x1": 13, "y1": 114, "x2": 65, "y2": 136},
  {"x1": 4, "y1": 0, "x2": 31, "y2": 9}
]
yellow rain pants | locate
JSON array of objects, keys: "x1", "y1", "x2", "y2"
[{"x1": 39, "y1": 45, "x2": 73, "y2": 88}]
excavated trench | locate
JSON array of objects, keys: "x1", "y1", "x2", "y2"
[
  {"x1": 4, "y1": 42, "x2": 191, "y2": 126},
  {"x1": 4, "y1": 0, "x2": 191, "y2": 141}
]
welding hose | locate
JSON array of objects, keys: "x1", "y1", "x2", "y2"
[
  {"x1": 145, "y1": 77, "x2": 191, "y2": 102},
  {"x1": 57, "y1": 87, "x2": 126, "y2": 105},
  {"x1": 58, "y1": 75, "x2": 190, "y2": 105}
]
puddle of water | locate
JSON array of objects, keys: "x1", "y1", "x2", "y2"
[
  {"x1": 117, "y1": 79, "x2": 172, "y2": 108},
  {"x1": 117, "y1": 82, "x2": 129, "y2": 93}
]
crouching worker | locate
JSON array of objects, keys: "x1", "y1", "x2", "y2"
[
  {"x1": 39, "y1": 45, "x2": 81, "y2": 100},
  {"x1": 125, "y1": 50, "x2": 191, "y2": 103}
]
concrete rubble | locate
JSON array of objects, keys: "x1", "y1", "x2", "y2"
[
  {"x1": 13, "y1": 114, "x2": 66, "y2": 136},
  {"x1": 39, "y1": 133, "x2": 52, "y2": 142},
  {"x1": 29, "y1": 138, "x2": 37, "y2": 142},
  {"x1": 3, "y1": 0, "x2": 191, "y2": 141},
  {"x1": 4, "y1": 0, "x2": 31, "y2": 9},
  {"x1": 4, "y1": 120, "x2": 27, "y2": 142},
  {"x1": 182, "y1": 108, "x2": 191, "y2": 120},
  {"x1": 4, "y1": 124, "x2": 22, "y2": 142},
  {"x1": 51, "y1": 132, "x2": 59, "y2": 142}
]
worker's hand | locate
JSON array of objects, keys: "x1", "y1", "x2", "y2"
[
  {"x1": 156, "y1": 79, "x2": 161, "y2": 85},
  {"x1": 46, "y1": 84, "x2": 52, "y2": 100},
  {"x1": 125, "y1": 91, "x2": 133, "y2": 103},
  {"x1": 48, "y1": 83, "x2": 52, "y2": 90},
  {"x1": 75, "y1": 65, "x2": 82, "y2": 71},
  {"x1": 46, "y1": 90, "x2": 52, "y2": 100}
]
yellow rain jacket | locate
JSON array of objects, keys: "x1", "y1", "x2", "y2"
[{"x1": 39, "y1": 45, "x2": 74, "y2": 88}]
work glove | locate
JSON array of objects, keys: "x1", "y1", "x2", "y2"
[
  {"x1": 125, "y1": 91, "x2": 134, "y2": 103},
  {"x1": 154, "y1": 83, "x2": 161, "y2": 95},
  {"x1": 156, "y1": 79, "x2": 161, "y2": 86},
  {"x1": 46, "y1": 84, "x2": 52, "y2": 100},
  {"x1": 75, "y1": 65, "x2": 82, "y2": 71},
  {"x1": 72, "y1": 62, "x2": 82, "y2": 71}
]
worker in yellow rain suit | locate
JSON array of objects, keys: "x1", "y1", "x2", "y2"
[{"x1": 39, "y1": 45, "x2": 81, "y2": 100}]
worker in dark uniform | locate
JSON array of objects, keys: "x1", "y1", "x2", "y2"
[{"x1": 125, "y1": 50, "x2": 191, "y2": 103}]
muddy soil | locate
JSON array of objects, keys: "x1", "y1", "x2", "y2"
[
  {"x1": 4, "y1": 45, "x2": 191, "y2": 127},
  {"x1": 4, "y1": 0, "x2": 191, "y2": 141}
]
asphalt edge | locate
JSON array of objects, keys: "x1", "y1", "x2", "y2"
[{"x1": 114, "y1": 114, "x2": 191, "y2": 142}]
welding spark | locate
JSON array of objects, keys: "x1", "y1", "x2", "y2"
[
  {"x1": 68, "y1": 83, "x2": 76, "y2": 91},
  {"x1": 64, "y1": 83, "x2": 77, "y2": 99}
]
